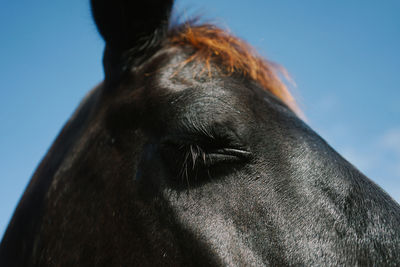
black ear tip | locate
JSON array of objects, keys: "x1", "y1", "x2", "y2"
[
  {"x1": 90, "y1": 0, "x2": 125, "y2": 48},
  {"x1": 91, "y1": 0, "x2": 174, "y2": 51},
  {"x1": 90, "y1": 0, "x2": 174, "y2": 80}
]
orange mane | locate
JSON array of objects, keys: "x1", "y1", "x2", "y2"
[{"x1": 168, "y1": 23, "x2": 298, "y2": 113}]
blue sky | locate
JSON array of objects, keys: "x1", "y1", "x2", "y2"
[{"x1": 1, "y1": 0, "x2": 399, "y2": 238}]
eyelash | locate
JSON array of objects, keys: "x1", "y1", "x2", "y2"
[
  {"x1": 160, "y1": 138, "x2": 251, "y2": 187},
  {"x1": 178, "y1": 144, "x2": 207, "y2": 185}
]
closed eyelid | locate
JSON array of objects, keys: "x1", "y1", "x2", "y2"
[{"x1": 160, "y1": 128, "x2": 247, "y2": 151}]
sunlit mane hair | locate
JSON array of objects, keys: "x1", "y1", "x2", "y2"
[{"x1": 168, "y1": 22, "x2": 298, "y2": 113}]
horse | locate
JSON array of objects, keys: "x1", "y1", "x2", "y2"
[{"x1": 1, "y1": 0, "x2": 399, "y2": 266}]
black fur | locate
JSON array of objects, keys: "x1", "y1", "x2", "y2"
[
  {"x1": 1, "y1": 1, "x2": 399, "y2": 266},
  {"x1": 91, "y1": 0, "x2": 173, "y2": 83}
]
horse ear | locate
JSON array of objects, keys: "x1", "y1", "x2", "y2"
[{"x1": 91, "y1": 0, "x2": 174, "y2": 80}]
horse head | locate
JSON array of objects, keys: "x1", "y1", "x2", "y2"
[{"x1": 1, "y1": 1, "x2": 399, "y2": 266}]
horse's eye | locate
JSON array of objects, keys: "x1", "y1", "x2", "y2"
[
  {"x1": 161, "y1": 141, "x2": 250, "y2": 166},
  {"x1": 159, "y1": 136, "x2": 251, "y2": 183}
]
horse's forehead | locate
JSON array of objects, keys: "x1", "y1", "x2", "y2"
[
  {"x1": 155, "y1": 72, "x2": 249, "y2": 123},
  {"x1": 142, "y1": 47, "x2": 241, "y2": 94}
]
